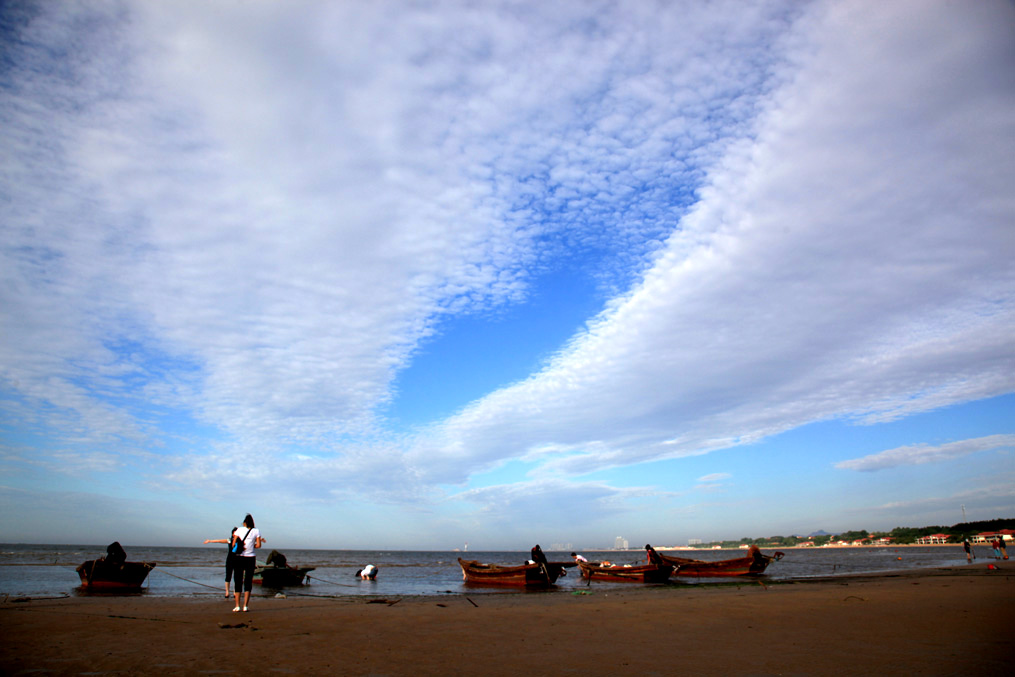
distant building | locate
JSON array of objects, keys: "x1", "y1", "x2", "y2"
[
  {"x1": 972, "y1": 530, "x2": 1014, "y2": 544},
  {"x1": 614, "y1": 536, "x2": 629, "y2": 550},
  {"x1": 688, "y1": 539, "x2": 702, "y2": 546},
  {"x1": 916, "y1": 533, "x2": 951, "y2": 545}
]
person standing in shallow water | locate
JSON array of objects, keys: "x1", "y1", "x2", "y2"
[
  {"x1": 231, "y1": 515, "x2": 264, "y2": 612},
  {"x1": 204, "y1": 527, "x2": 238, "y2": 598}
]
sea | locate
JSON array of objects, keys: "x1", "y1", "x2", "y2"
[{"x1": 0, "y1": 543, "x2": 979, "y2": 600}]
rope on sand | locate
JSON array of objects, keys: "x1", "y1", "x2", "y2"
[
  {"x1": 304, "y1": 573, "x2": 360, "y2": 588},
  {"x1": 152, "y1": 568, "x2": 222, "y2": 591},
  {"x1": 278, "y1": 590, "x2": 379, "y2": 600},
  {"x1": 154, "y1": 569, "x2": 367, "y2": 598},
  {"x1": 3, "y1": 593, "x2": 71, "y2": 602}
]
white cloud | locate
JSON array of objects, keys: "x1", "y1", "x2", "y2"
[
  {"x1": 413, "y1": 0, "x2": 1015, "y2": 485},
  {"x1": 835, "y1": 435, "x2": 1015, "y2": 472},
  {"x1": 1, "y1": 1, "x2": 788, "y2": 443},
  {"x1": 1, "y1": 0, "x2": 1013, "y2": 541},
  {"x1": 451, "y1": 478, "x2": 674, "y2": 546},
  {"x1": 697, "y1": 473, "x2": 732, "y2": 484},
  {"x1": 1, "y1": 1, "x2": 792, "y2": 466},
  {"x1": 838, "y1": 478, "x2": 1015, "y2": 528}
]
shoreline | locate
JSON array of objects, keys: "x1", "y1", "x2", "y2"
[{"x1": 2, "y1": 560, "x2": 1012, "y2": 675}]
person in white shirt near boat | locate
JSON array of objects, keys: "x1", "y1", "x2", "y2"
[{"x1": 231, "y1": 514, "x2": 264, "y2": 612}]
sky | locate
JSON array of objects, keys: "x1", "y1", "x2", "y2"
[{"x1": 1, "y1": 0, "x2": 1013, "y2": 551}]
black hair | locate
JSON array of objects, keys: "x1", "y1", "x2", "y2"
[{"x1": 244, "y1": 514, "x2": 255, "y2": 528}]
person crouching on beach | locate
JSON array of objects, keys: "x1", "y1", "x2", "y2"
[
  {"x1": 356, "y1": 564, "x2": 378, "y2": 580},
  {"x1": 231, "y1": 514, "x2": 264, "y2": 612}
]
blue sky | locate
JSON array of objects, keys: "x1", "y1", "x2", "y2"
[{"x1": 1, "y1": 0, "x2": 1013, "y2": 550}]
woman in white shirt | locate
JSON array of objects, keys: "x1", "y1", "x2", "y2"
[{"x1": 231, "y1": 514, "x2": 264, "y2": 612}]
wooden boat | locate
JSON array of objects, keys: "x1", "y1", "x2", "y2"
[
  {"x1": 76, "y1": 559, "x2": 156, "y2": 589},
  {"x1": 577, "y1": 559, "x2": 674, "y2": 583},
  {"x1": 254, "y1": 550, "x2": 315, "y2": 586},
  {"x1": 656, "y1": 545, "x2": 784, "y2": 578},
  {"x1": 254, "y1": 564, "x2": 315, "y2": 586},
  {"x1": 458, "y1": 558, "x2": 573, "y2": 587},
  {"x1": 76, "y1": 543, "x2": 155, "y2": 590}
]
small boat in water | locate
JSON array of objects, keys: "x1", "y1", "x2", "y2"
[
  {"x1": 458, "y1": 545, "x2": 575, "y2": 587},
  {"x1": 577, "y1": 560, "x2": 673, "y2": 583},
  {"x1": 458, "y1": 558, "x2": 574, "y2": 587},
  {"x1": 655, "y1": 544, "x2": 784, "y2": 578},
  {"x1": 254, "y1": 550, "x2": 315, "y2": 587},
  {"x1": 76, "y1": 542, "x2": 155, "y2": 590}
]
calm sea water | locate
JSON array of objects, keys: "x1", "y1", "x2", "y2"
[{"x1": 0, "y1": 544, "x2": 977, "y2": 599}]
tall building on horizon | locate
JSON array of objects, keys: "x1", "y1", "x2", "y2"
[{"x1": 614, "y1": 536, "x2": 629, "y2": 550}]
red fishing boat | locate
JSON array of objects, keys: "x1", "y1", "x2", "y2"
[
  {"x1": 656, "y1": 545, "x2": 784, "y2": 578},
  {"x1": 458, "y1": 558, "x2": 573, "y2": 587},
  {"x1": 459, "y1": 546, "x2": 574, "y2": 587},
  {"x1": 577, "y1": 559, "x2": 674, "y2": 583},
  {"x1": 75, "y1": 542, "x2": 155, "y2": 590},
  {"x1": 254, "y1": 550, "x2": 315, "y2": 586}
]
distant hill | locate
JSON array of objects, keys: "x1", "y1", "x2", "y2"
[{"x1": 699, "y1": 518, "x2": 1013, "y2": 549}]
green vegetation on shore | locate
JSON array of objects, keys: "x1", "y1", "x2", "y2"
[{"x1": 687, "y1": 518, "x2": 1014, "y2": 550}]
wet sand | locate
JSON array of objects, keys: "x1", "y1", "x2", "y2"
[{"x1": 2, "y1": 560, "x2": 1012, "y2": 676}]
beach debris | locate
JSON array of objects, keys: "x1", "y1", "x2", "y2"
[
  {"x1": 274, "y1": 592, "x2": 287, "y2": 598},
  {"x1": 843, "y1": 595, "x2": 867, "y2": 602},
  {"x1": 217, "y1": 622, "x2": 250, "y2": 629},
  {"x1": 365, "y1": 598, "x2": 401, "y2": 606},
  {"x1": 572, "y1": 590, "x2": 592, "y2": 596},
  {"x1": 466, "y1": 597, "x2": 478, "y2": 607}
]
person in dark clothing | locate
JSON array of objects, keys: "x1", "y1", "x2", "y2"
[
  {"x1": 644, "y1": 543, "x2": 664, "y2": 565},
  {"x1": 530, "y1": 544, "x2": 548, "y2": 565},
  {"x1": 105, "y1": 541, "x2": 127, "y2": 566},
  {"x1": 204, "y1": 527, "x2": 238, "y2": 597}
]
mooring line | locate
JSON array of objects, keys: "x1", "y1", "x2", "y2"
[
  {"x1": 152, "y1": 568, "x2": 222, "y2": 590},
  {"x1": 304, "y1": 573, "x2": 360, "y2": 588}
]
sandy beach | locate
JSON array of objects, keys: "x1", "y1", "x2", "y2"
[{"x1": 2, "y1": 560, "x2": 1012, "y2": 676}]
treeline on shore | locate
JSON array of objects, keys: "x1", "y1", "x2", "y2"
[{"x1": 691, "y1": 518, "x2": 1014, "y2": 550}]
